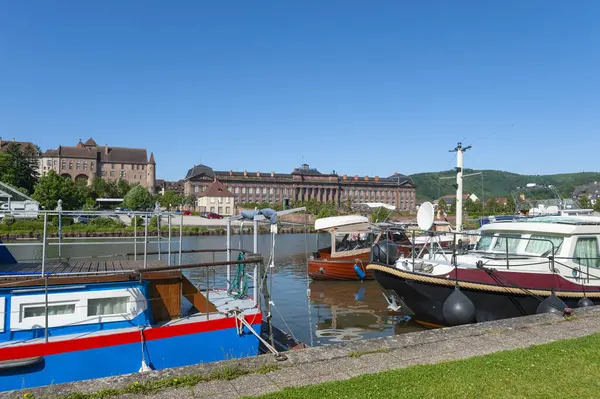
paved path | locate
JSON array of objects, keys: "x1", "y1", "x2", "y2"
[{"x1": 6, "y1": 306, "x2": 600, "y2": 399}]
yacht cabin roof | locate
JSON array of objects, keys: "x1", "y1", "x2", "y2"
[{"x1": 479, "y1": 216, "x2": 600, "y2": 236}]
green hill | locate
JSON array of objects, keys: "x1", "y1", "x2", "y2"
[{"x1": 410, "y1": 169, "x2": 600, "y2": 201}]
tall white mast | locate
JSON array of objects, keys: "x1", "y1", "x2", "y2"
[{"x1": 450, "y1": 142, "x2": 471, "y2": 232}]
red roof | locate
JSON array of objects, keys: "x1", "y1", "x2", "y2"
[{"x1": 198, "y1": 179, "x2": 234, "y2": 198}]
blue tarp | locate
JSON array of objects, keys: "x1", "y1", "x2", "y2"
[
  {"x1": 240, "y1": 209, "x2": 278, "y2": 225},
  {"x1": 0, "y1": 238, "x2": 17, "y2": 265}
]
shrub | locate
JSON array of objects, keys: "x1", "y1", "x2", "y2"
[
  {"x1": 89, "y1": 217, "x2": 124, "y2": 229},
  {"x1": 50, "y1": 216, "x2": 74, "y2": 227},
  {"x1": 131, "y1": 216, "x2": 144, "y2": 228},
  {"x1": 2, "y1": 215, "x2": 15, "y2": 226}
]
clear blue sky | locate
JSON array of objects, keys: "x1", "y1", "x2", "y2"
[{"x1": 1, "y1": 1, "x2": 599, "y2": 181}]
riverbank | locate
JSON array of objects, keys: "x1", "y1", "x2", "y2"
[
  {"x1": 7, "y1": 305, "x2": 600, "y2": 399},
  {"x1": 0, "y1": 226, "x2": 314, "y2": 240}
]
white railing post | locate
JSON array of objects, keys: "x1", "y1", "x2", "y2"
[
  {"x1": 144, "y1": 214, "x2": 148, "y2": 269},
  {"x1": 41, "y1": 213, "x2": 48, "y2": 277},
  {"x1": 226, "y1": 219, "x2": 231, "y2": 290},
  {"x1": 178, "y1": 214, "x2": 183, "y2": 265},
  {"x1": 168, "y1": 214, "x2": 172, "y2": 266},
  {"x1": 253, "y1": 219, "x2": 258, "y2": 301},
  {"x1": 133, "y1": 215, "x2": 137, "y2": 261}
]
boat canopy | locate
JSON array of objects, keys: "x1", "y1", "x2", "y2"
[
  {"x1": 360, "y1": 202, "x2": 396, "y2": 210},
  {"x1": 314, "y1": 215, "x2": 371, "y2": 232}
]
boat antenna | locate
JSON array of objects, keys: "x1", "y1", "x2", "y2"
[{"x1": 449, "y1": 142, "x2": 471, "y2": 232}]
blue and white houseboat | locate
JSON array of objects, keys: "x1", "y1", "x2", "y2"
[{"x1": 0, "y1": 207, "x2": 297, "y2": 392}]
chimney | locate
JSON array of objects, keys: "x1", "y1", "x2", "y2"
[
  {"x1": 354, "y1": 175, "x2": 358, "y2": 181},
  {"x1": 104, "y1": 144, "x2": 108, "y2": 154},
  {"x1": 394, "y1": 172, "x2": 399, "y2": 176},
  {"x1": 244, "y1": 170, "x2": 247, "y2": 177},
  {"x1": 271, "y1": 172, "x2": 275, "y2": 177},
  {"x1": 343, "y1": 174, "x2": 347, "y2": 180},
  {"x1": 375, "y1": 176, "x2": 379, "y2": 182},
  {"x1": 257, "y1": 171, "x2": 261, "y2": 177},
  {"x1": 364, "y1": 176, "x2": 369, "y2": 181},
  {"x1": 229, "y1": 170, "x2": 233, "y2": 176}
]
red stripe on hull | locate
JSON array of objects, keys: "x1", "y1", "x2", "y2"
[
  {"x1": 0, "y1": 313, "x2": 262, "y2": 361},
  {"x1": 448, "y1": 268, "x2": 600, "y2": 291}
]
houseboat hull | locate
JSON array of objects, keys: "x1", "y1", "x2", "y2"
[
  {"x1": 367, "y1": 264, "x2": 600, "y2": 328},
  {"x1": 0, "y1": 313, "x2": 261, "y2": 392}
]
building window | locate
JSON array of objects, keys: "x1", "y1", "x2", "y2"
[
  {"x1": 226, "y1": 197, "x2": 230, "y2": 203},
  {"x1": 235, "y1": 187, "x2": 239, "y2": 194},
  {"x1": 24, "y1": 303, "x2": 75, "y2": 318},
  {"x1": 53, "y1": 159, "x2": 57, "y2": 166},
  {"x1": 111, "y1": 164, "x2": 115, "y2": 170},
  {"x1": 262, "y1": 187, "x2": 267, "y2": 194},
  {"x1": 121, "y1": 164, "x2": 124, "y2": 169},
  {"x1": 83, "y1": 161, "x2": 87, "y2": 170},
  {"x1": 120, "y1": 171, "x2": 125, "y2": 178},
  {"x1": 110, "y1": 170, "x2": 114, "y2": 177},
  {"x1": 226, "y1": 207, "x2": 230, "y2": 214},
  {"x1": 269, "y1": 187, "x2": 274, "y2": 194},
  {"x1": 249, "y1": 188, "x2": 253, "y2": 194},
  {"x1": 101, "y1": 171, "x2": 106, "y2": 176},
  {"x1": 242, "y1": 187, "x2": 246, "y2": 194},
  {"x1": 61, "y1": 160, "x2": 66, "y2": 169},
  {"x1": 142, "y1": 165, "x2": 145, "y2": 170},
  {"x1": 76, "y1": 161, "x2": 81, "y2": 170},
  {"x1": 88, "y1": 297, "x2": 128, "y2": 316},
  {"x1": 69, "y1": 161, "x2": 73, "y2": 170},
  {"x1": 194, "y1": 185, "x2": 199, "y2": 193},
  {"x1": 46, "y1": 159, "x2": 52, "y2": 166},
  {"x1": 210, "y1": 206, "x2": 215, "y2": 212}
]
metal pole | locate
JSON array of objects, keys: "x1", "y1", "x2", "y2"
[
  {"x1": 456, "y1": 146, "x2": 464, "y2": 233},
  {"x1": 57, "y1": 200, "x2": 62, "y2": 259},
  {"x1": 168, "y1": 214, "x2": 172, "y2": 266},
  {"x1": 178, "y1": 214, "x2": 183, "y2": 265},
  {"x1": 157, "y1": 212, "x2": 161, "y2": 261},
  {"x1": 44, "y1": 274, "x2": 50, "y2": 343},
  {"x1": 506, "y1": 236, "x2": 510, "y2": 270},
  {"x1": 253, "y1": 219, "x2": 258, "y2": 302},
  {"x1": 411, "y1": 230, "x2": 415, "y2": 271},
  {"x1": 41, "y1": 213, "x2": 48, "y2": 277},
  {"x1": 133, "y1": 215, "x2": 137, "y2": 261},
  {"x1": 144, "y1": 215, "x2": 148, "y2": 269},
  {"x1": 226, "y1": 219, "x2": 231, "y2": 290}
]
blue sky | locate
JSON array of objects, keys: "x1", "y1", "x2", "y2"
[{"x1": 1, "y1": 1, "x2": 599, "y2": 181}]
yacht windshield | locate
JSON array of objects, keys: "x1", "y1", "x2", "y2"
[
  {"x1": 493, "y1": 234, "x2": 521, "y2": 253},
  {"x1": 525, "y1": 235, "x2": 564, "y2": 256},
  {"x1": 475, "y1": 234, "x2": 493, "y2": 251},
  {"x1": 334, "y1": 232, "x2": 377, "y2": 252}
]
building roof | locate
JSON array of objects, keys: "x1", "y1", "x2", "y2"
[
  {"x1": 44, "y1": 139, "x2": 149, "y2": 164},
  {"x1": 149, "y1": 152, "x2": 155, "y2": 164},
  {"x1": 0, "y1": 138, "x2": 38, "y2": 154},
  {"x1": 198, "y1": 179, "x2": 234, "y2": 198},
  {"x1": 573, "y1": 182, "x2": 600, "y2": 198},
  {"x1": 185, "y1": 164, "x2": 215, "y2": 179}
]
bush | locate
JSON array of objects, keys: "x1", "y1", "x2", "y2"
[
  {"x1": 131, "y1": 216, "x2": 144, "y2": 228},
  {"x1": 50, "y1": 216, "x2": 74, "y2": 226},
  {"x1": 2, "y1": 215, "x2": 15, "y2": 226},
  {"x1": 89, "y1": 217, "x2": 124, "y2": 229}
]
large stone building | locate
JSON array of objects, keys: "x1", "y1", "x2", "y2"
[
  {"x1": 40, "y1": 138, "x2": 156, "y2": 192},
  {"x1": 183, "y1": 163, "x2": 416, "y2": 211},
  {"x1": 0, "y1": 137, "x2": 39, "y2": 154}
]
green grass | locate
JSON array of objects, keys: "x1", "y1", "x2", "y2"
[
  {"x1": 255, "y1": 333, "x2": 600, "y2": 399},
  {"x1": 24, "y1": 364, "x2": 280, "y2": 399}
]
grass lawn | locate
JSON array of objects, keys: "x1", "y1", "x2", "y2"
[{"x1": 255, "y1": 333, "x2": 600, "y2": 399}]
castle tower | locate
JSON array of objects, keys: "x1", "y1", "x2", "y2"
[{"x1": 147, "y1": 152, "x2": 156, "y2": 194}]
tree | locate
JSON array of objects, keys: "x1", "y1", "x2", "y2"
[
  {"x1": 438, "y1": 198, "x2": 448, "y2": 211},
  {"x1": 505, "y1": 195, "x2": 516, "y2": 214},
  {"x1": 449, "y1": 198, "x2": 457, "y2": 213},
  {"x1": 0, "y1": 142, "x2": 39, "y2": 194},
  {"x1": 579, "y1": 195, "x2": 592, "y2": 209},
  {"x1": 183, "y1": 195, "x2": 196, "y2": 209},
  {"x1": 123, "y1": 185, "x2": 153, "y2": 210},
  {"x1": 160, "y1": 190, "x2": 183, "y2": 210},
  {"x1": 594, "y1": 199, "x2": 600, "y2": 213},
  {"x1": 32, "y1": 171, "x2": 87, "y2": 210},
  {"x1": 485, "y1": 197, "x2": 498, "y2": 214}
]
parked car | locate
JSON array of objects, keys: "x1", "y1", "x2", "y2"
[
  {"x1": 115, "y1": 207, "x2": 130, "y2": 214},
  {"x1": 74, "y1": 214, "x2": 99, "y2": 224},
  {"x1": 183, "y1": 210, "x2": 192, "y2": 216},
  {"x1": 200, "y1": 212, "x2": 209, "y2": 218},
  {"x1": 206, "y1": 212, "x2": 223, "y2": 219}
]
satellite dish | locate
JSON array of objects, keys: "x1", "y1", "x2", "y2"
[{"x1": 417, "y1": 201, "x2": 434, "y2": 231}]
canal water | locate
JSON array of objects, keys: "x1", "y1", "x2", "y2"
[{"x1": 7, "y1": 233, "x2": 423, "y2": 347}]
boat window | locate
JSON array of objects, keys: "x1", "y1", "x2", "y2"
[
  {"x1": 88, "y1": 297, "x2": 128, "y2": 316},
  {"x1": 476, "y1": 234, "x2": 494, "y2": 251},
  {"x1": 334, "y1": 232, "x2": 376, "y2": 252},
  {"x1": 573, "y1": 238, "x2": 600, "y2": 268},
  {"x1": 493, "y1": 234, "x2": 521, "y2": 253},
  {"x1": 23, "y1": 303, "x2": 75, "y2": 318},
  {"x1": 525, "y1": 235, "x2": 564, "y2": 256}
]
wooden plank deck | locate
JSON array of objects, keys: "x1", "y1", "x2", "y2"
[{"x1": 0, "y1": 259, "x2": 168, "y2": 281}]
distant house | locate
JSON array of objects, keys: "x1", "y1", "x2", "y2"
[
  {"x1": 495, "y1": 198, "x2": 508, "y2": 206},
  {"x1": 572, "y1": 182, "x2": 600, "y2": 204},
  {"x1": 438, "y1": 193, "x2": 479, "y2": 205},
  {"x1": 196, "y1": 179, "x2": 235, "y2": 216}
]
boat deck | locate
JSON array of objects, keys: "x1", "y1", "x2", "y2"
[{"x1": 0, "y1": 259, "x2": 168, "y2": 285}]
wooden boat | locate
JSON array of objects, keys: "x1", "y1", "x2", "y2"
[{"x1": 308, "y1": 216, "x2": 409, "y2": 280}]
